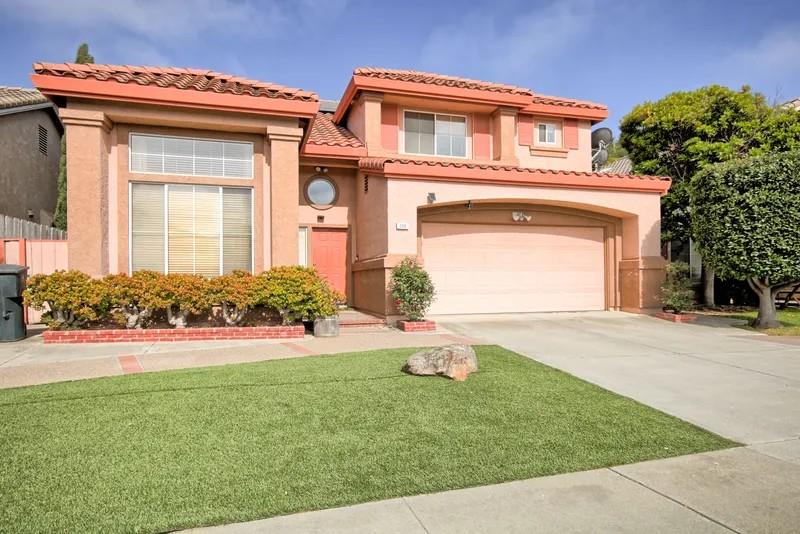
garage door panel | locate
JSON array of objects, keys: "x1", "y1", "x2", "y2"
[{"x1": 422, "y1": 223, "x2": 605, "y2": 315}]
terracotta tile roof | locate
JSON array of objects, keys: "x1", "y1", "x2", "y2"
[
  {"x1": 308, "y1": 112, "x2": 363, "y2": 148},
  {"x1": 530, "y1": 93, "x2": 607, "y2": 111},
  {"x1": 0, "y1": 86, "x2": 49, "y2": 109},
  {"x1": 33, "y1": 62, "x2": 318, "y2": 102},
  {"x1": 359, "y1": 157, "x2": 669, "y2": 182},
  {"x1": 354, "y1": 67, "x2": 533, "y2": 96}
]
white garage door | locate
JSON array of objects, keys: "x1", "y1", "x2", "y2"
[{"x1": 422, "y1": 223, "x2": 606, "y2": 315}]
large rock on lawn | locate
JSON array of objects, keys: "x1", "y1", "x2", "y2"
[{"x1": 403, "y1": 344, "x2": 478, "y2": 381}]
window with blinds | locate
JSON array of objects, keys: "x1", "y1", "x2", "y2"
[
  {"x1": 130, "y1": 133, "x2": 253, "y2": 179},
  {"x1": 130, "y1": 183, "x2": 252, "y2": 275}
]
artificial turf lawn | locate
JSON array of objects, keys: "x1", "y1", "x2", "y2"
[
  {"x1": 0, "y1": 345, "x2": 736, "y2": 533},
  {"x1": 719, "y1": 307, "x2": 800, "y2": 335}
]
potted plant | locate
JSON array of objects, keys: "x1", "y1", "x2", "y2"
[
  {"x1": 658, "y1": 261, "x2": 697, "y2": 322},
  {"x1": 390, "y1": 258, "x2": 436, "y2": 331}
]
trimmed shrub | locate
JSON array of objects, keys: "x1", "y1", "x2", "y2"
[
  {"x1": 390, "y1": 258, "x2": 435, "y2": 321},
  {"x1": 208, "y1": 270, "x2": 260, "y2": 326},
  {"x1": 23, "y1": 270, "x2": 108, "y2": 329},
  {"x1": 102, "y1": 270, "x2": 166, "y2": 329},
  {"x1": 158, "y1": 274, "x2": 211, "y2": 328},
  {"x1": 258, "y1": 266, "x2": 338, "y2": 325},
  {"x1": 661, "y1": 262, "x2": 695, "y2": 314}
]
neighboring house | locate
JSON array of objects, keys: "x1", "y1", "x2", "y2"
[
  {"x1": 31, "y1": 63, "x2": 669, "y2": 317},
  {"x1": 0, "y1": 86, "x2": 62, "y2": 225},
  {"x1": 599, "y1": 156, "x2": 633, "y2": 175},
  {"x1": 784, "y1": 97, "x2": 800, "y2": 110}
]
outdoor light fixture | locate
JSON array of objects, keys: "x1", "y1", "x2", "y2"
[
  {"x1": 427, "y1": 192, "x2": 436, "y2": 204},
  {"x1": 466, "y1": 200, "x2": 473, "y2": 209}
]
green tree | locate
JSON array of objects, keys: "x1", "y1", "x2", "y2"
[
  {"x1": 75, "y1": 43, "x2": 95, "y2": 64},
  {"x1": 53, "y1": 43, "x2": 95, "y2": 230},
  {"x1": 620, "y1": 85, "x2": 800, "y2": 305},
  {"x1": 689, "y1": 151, "x2": 800, "y2": 329}
]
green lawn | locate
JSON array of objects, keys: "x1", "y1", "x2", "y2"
[
  {"x1": 718, "y1": 307, "x2": 800, "y2": 335},
  {"x1": 0, "y1": 346, "x2": 735, "y2": 533}
]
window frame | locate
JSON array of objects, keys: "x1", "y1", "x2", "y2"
[
  {"x1": 400, "y1": 110, "x2": 470, "y2": 159},
  {"x1": 128, "y1": 182, "x2": 254, "y2": 275},
  {"x1": 128, "y1": 132, "x2": 255, "y2": 180},
  {"x1": 303, "y1": 175, "x2": 339, "y2": 210},
  {"x1": 534, "y1": 120, "x2": 562, "y2": 147}
]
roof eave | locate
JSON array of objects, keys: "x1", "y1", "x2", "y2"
[
  {"x1": 361, "y1": 159, "x2": 670, "y2": 194},
  {"x1": 31, "y1": 74, "x2": 319, "y2": 119},
  {"x1": 302, "y1": 143, "x2": 367, "y2": 159},
  {"x1": 522, "y1": 102, "x2": 608, "y2": 122},
  {"x1": 333, "y1": 75, "x2": 532, "y2": 124}
]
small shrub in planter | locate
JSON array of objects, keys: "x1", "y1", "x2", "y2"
[
  {"x1": 23, "y1": 270, "x2": 108, "y2": 329},
  {"x1": 257, "y1": 266, "x2": 338, "y2": 325},
  {"x1": 158, "y1": 273, "x2": 211, "y2": 328},
  {"x1": 208, "y1": 270, "x2": 259, "y2": 326},
  {"x1": 102, "y1": 270, "x2": 166, "y2": 329},
  {"x1": 390, "y1": 258, "x2": 435, "y2": 322},
  {"x1": 661, "y1": 261, "x2": 695, "y2": 314}
]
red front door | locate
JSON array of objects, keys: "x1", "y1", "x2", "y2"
[{"x1": 311, "y1": 228, "x2": 348, "y2": 297}]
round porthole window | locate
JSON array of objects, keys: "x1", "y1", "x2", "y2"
[{"x1": 305, "y1": 176, "x2": 337, "y2": 208}]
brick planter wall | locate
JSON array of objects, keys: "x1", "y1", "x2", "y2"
[
  {"x1": 655, "y1": 312, "x2": 698, "y2": 323},
  {"x1": 43, "y1": 325, "x2": 305, "y2": 344},
  {"x1": 397, "y1": 320, "x2": 436, "y2": 332}
]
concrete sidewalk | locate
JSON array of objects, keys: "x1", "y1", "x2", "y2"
[
  {"x1": 189, "y1": 443, "x2": 800, "y2": 534},
  {"x1": 0, "y1": 327, "x2": 479, "y2": 389}
]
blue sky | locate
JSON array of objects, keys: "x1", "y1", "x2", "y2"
[{"x1": 1, "y1": 0, "x2": 798, "y2": 132}]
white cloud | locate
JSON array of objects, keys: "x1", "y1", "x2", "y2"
[
  {"x1": 0, "y1": 0, "x2": 352, "y2": 68},
  {"x1": 727, "y1": 26, "x2": 800, "y2": 74},
  {"x1": 420, "y1": 0, "x2": 596, "y2": 79}
]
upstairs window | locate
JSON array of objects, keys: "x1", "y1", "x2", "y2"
[
  {"x1": 403, "y1": 111, "x2": 467, "y2": 158},
  {"x1": 130, "y1": 133, "x2": 253, "y2": 179},
  {"x1": 536, "y1": 122, "x2": 559, "y2": 146}
]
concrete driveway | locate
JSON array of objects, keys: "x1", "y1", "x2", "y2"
[{"x1": 440, "y1": 311, "x2": 800, "y2": 446}]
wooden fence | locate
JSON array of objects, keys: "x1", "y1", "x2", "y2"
[
  {"x1": 0, "y1": 214, "x2": 66, "y2": 240},
  {"x1": 1, "y1": 239, "x2": 68, "y2": 324}
]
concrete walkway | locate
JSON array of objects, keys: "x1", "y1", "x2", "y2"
[
  {"x1": 189, "y1": 444, "x2": 800, "y2": 534},
  {"x1": 0, "y1": 326, "x2": 478, "y2": 389},
  {"x1": 187, "y1": 312, "x2": 800, "y2": 533}
]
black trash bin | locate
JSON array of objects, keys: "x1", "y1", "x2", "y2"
[{"x1": 0, "y1": 265, "x2": 28, "y2": 342}]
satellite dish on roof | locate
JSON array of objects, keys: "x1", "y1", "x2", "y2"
[
  {"x1": 591, "y1": 127, "x2": 613, "y2": 148},
  {"x1": 594, "y1": 148, "x2": 609, "y2": 167}
]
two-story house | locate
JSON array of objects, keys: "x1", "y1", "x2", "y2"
[{"x1": 31, "y1": 63, "x2": 669, "y2": 319}]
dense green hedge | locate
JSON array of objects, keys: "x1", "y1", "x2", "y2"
[{"x1": 24, "y1": 267, "x2": 341, "y2": 330}]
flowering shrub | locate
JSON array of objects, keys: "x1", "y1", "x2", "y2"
[
  {"x1": 208, "y1": 270, "x2": 260, "y2": 326},
  {"x1": 23, "y1": 270, "x2": 108, "y2": 329},
  {"x1": 257, "y1": 266, "x2": 339, "y2": 325},
  {"x1": 26, "y1": 267, "x2": 341, "y2": 330},
  {"x1": 102, "y1": 270, "x2": 166, "y2": 329},
  {"x1": 390, "y1": 258, "x2": 435, "y2": 321},
  {"x1": 158, "y1": 274, "x2": 211, "y2": 328},
  {"x1": 661, "y1": 261, "x2": 695, "y2": 314}
]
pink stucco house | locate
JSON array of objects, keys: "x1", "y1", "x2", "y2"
[{"x1": 31, "y1": 63, "x2": 669, "y2": 318}]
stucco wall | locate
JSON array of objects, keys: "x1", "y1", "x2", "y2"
[
  {"x1": 384, "y1": 178, "x2": 662, "y2": 260},
  {"x1": 0, "y1": 109, "x2": 60, "y2": 224},
  {"x1": 515, "y1": 118, "x2": 593, "y2": 172}
]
